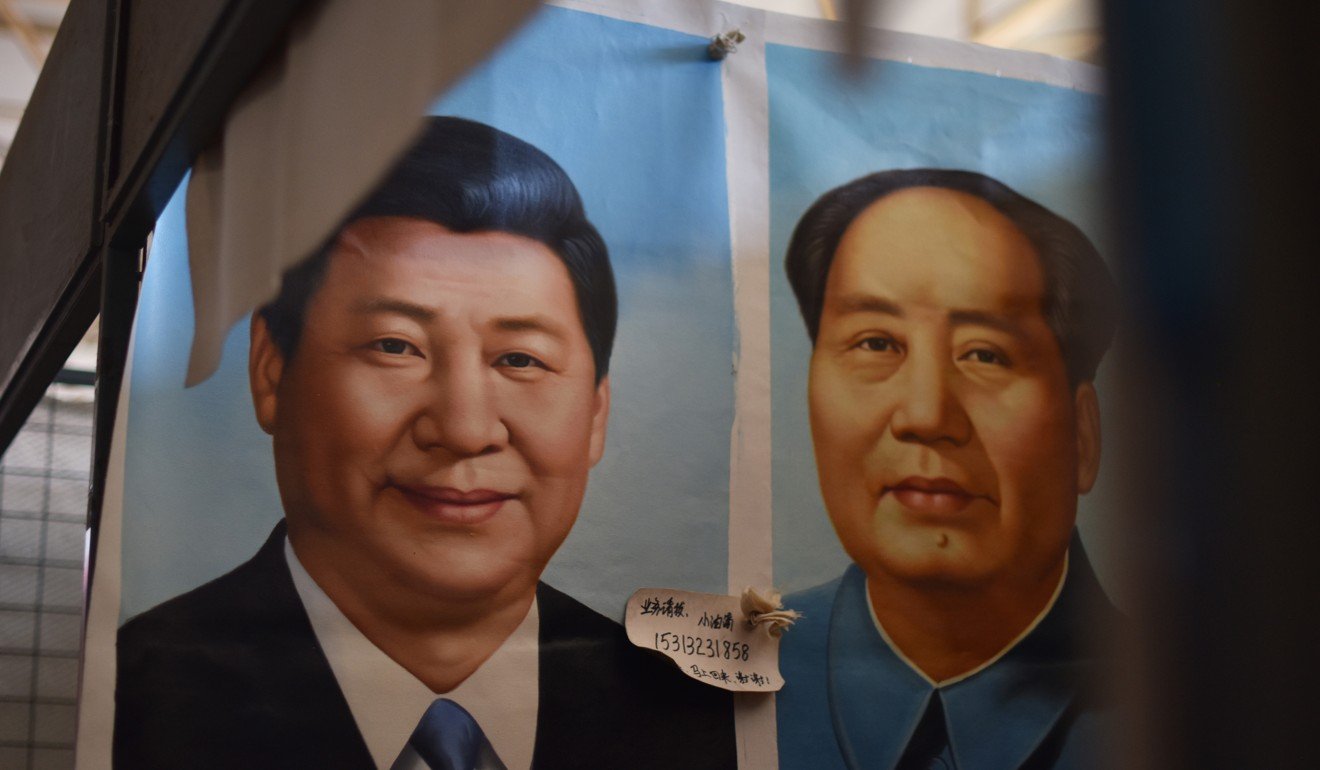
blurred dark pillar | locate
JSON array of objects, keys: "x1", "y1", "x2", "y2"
[{"x1": 1104, "y1": 0, "x2": 1318, "y2": 767}]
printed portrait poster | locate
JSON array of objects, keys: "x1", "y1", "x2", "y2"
[
  {"x1": 763, "y1": 18, "x2": 1126, "y2": 770},
  {"x1": 79, "y1": 5, "x2": 745, "y2": 770},
  {"x1": 74, "y1": 2, "x2": 1129, "y2": 769}
]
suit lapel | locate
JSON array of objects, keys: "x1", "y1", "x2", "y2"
[
  {"x1": 533, "y1": 582, "x2": 620, "y2": 765},
  {"x1": 208, "y1": 522, "x2": 377, "y2": 768}
]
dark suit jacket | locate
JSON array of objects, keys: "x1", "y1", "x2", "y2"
[{"x1": 115, "y1": 523, "x2": 736, "y2": 769}]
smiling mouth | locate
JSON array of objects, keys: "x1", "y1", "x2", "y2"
[
  {"x1": 881, "y1": 477, "x2": 994, "y2": 516},
  {"x1": 395, "y1": 485, "x2": 516, "y2": 526}
]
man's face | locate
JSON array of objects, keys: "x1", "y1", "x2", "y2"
[
  {"x1": 808, "y1": 187, "x2": 1098, "y2": 591},
  {"x1": 251, "y1": 216, "x2": 608, "y2": 607}
]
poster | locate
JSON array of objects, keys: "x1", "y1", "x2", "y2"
[
  {"x1": 766, "y1": 36, "x2": 1121, "y2": 770},
  {"x1": 77, "y1": 2, "x2": 1119, "y2": 769}
]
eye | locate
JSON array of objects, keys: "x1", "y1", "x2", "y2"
[
  {"x1": 959, "y1": 348, "x2": 1009, "y2": 367},
  {"x1": 369, "y1": 338, "x2": 422, "y2": 357},
  {"x1": 496, "y1": 352, "x2": 547, "y2": 369},
  {"x1": 854, "y1": 336, "x2": 902, "y2": 354}
]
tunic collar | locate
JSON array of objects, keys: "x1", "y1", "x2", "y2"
[{"x1": 826, "y1": 538, "x2": 1103, "y2": 770}]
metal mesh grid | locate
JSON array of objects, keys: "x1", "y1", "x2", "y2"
[{"x1": 0, "y1": 387, "x2": 92, "y2": 770}]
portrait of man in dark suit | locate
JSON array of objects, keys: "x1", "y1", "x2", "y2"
[
  {"x1": 776, "y1": 169, "x2": 1120, "y2": 770},
  {"x1": 114, "y1": 116, "x2": 735, "y2": 770}
]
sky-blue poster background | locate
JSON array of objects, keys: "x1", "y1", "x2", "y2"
[
  {"x1": 120, "y1": 6, "x2": 732, "y2": 623},
  {"x1": 767, "y1": 44, "x2": 1124, "y2": 603}
]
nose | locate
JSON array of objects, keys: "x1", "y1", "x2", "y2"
[
  {"x1": 411, "y1": 358, "x2": 508, "y2": 457},
  {"x1": 888, "y1": 348, "x2": 971, "y2": 446}
]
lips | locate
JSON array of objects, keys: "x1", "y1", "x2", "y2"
[
  {"x1": 882, "y1": 476, "x2": 991, "y2": 516},
  {"x1": 395, "y1": 484, "x2": 516, "y2": 526}
]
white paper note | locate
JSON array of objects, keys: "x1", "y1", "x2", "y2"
[{"x1": 625, "y1": 588, "x2": 784, "y2": 692}]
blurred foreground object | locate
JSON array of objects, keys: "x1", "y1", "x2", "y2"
[{"x1": 1104, "y1": 0, "x2": 1319, "y2": 767}]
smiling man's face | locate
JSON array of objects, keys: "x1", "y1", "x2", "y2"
[
  {"x1": 807, "y1": 187, "x2": 1097, "y2": 591},
  {"x1": 250, "y1": 216, "x2": 609, "y2": 609}
]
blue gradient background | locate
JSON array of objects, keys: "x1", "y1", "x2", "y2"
[
  {"x1": 120, "y1": 7, "x2": 732, "y2": 623},
  {"x1": 767, "y1": 45, "x2": 1123, "y2": 602}
]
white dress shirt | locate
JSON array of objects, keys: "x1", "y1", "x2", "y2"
[{"x1": 284, "y1": 539, "x2": 539, "y2": 769}]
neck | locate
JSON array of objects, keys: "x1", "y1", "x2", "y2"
[
  {"x1": 290, "y1": 536, "x2": 535, "y2": 693},
  {"x1": 866, "y1": 558, "x2": 1066, "y2": 684}
]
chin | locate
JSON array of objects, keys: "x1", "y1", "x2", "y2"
[
  {"x1": 393, "y1": 546, "x2": 537, "y2": 604},
  {"x1": 863, "y1": 532, "x2": 1003, "y2": 588},
  {"x1": 406, "y1": 569, "x2": 527, "y2": 605}
]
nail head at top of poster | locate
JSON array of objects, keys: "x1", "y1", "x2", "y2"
[{"x1": 707, "y1": 28, "x2": 746, "y2": 60}]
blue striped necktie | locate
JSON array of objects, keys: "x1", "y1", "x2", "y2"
[{"x1": 392, "y1": 698, "x2": 506, "y2": 770}]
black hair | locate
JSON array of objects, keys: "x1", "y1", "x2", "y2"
[
  {"x1": 784, "y1": 168, "x2": 1118, "y2": 384},
  {"x1": 259, "y1": 116, "x2": 617, "y2": 381}
]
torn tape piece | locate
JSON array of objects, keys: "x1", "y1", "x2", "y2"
[{"x1": 740, "y1": 586, "x2": 802, "y2": 637}]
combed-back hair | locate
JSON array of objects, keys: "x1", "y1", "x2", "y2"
[
  {"x1": 784, "y1": 168, "x2": 1118, "y2": 384},
  {"x1": 259, "y1": 116, "x2": 617, "y2": 381}
]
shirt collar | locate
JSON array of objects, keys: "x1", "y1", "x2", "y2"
[
  {"x1": 828, "y1": 545, "x2": 1093, "y2": 770},
  {"x1": 285, "y1": 537, "x2": 539, "y2": 770}
]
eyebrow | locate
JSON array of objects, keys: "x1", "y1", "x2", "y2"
[
  {"x1": 948, "y1": 310, "x2": 1030, "y2": 340},
  {"x1": 830, "y1": 294, "x2": 905, "y2": 317},
  {"x1": 350, "y1": 298, "x2": 436, "y2": 322},
  {"x1": 830, "y1": 293, "x2": 1031, "y2": 339},
  {"x1": 491, "y1": 315, "x2": 570, "y2": 341}
]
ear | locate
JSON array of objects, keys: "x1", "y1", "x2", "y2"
[
  {"x1": 249, "y1": 312, "x2": 286, "y2": 435},
  {"x1": 588, "y1": 376, "x2": 611, "y2": 467},
  {"x1": 1074, "y1": 382, "x2": 1101, "y2": 494}
]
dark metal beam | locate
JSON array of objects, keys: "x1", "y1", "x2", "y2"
[
  {"x1": 85, "y1": 243, "x2": 139, "y2": 611},
  {"x1": 54, "y1": 368, "x2": 97, "y2": 387},
  {"x1": 0, "y1": 0, "x2": 108, "y2": 454},
  {"x1": 0, "y1": 0, "x2": 312, "y2": 456},
  {"x1": 103, "y1": 0, "x2": 314, "y2": 246}
]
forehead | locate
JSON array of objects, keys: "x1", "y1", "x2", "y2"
[
  {"x1": 826, "y1": 187, "x2": 1045, "y2": 317},
  {"x1": 311, "y1": 216, "x2": 583, "y2": 328}
]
